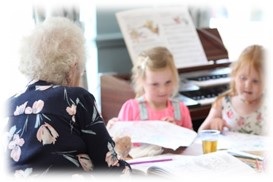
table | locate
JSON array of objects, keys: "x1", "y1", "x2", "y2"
[{"x1": 163, "y1": 131, "x2": 267, "y2": 173}]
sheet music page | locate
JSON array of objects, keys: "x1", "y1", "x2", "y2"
[
  {"x1": 108, "y1": 121, "x2": 197, "y2": 150},
  {"x1": 116, "y1": 6, "x2": 208, "y2": 68}
]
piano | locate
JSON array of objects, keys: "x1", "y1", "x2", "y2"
[
  {"x1": 100, "y1": 28, "x2": 231, "y2": 131},
  {"x1": 178, "y1": 67, "x2": 230, "y2": 107}
]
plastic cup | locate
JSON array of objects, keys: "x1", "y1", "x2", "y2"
[{"x1": 199, "y1": 130, "x2": 220, "y2": 154}]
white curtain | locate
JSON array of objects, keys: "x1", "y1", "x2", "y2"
[
  {"x1": 32, "y1": 3, "x2": 80, "y2": 24},
  {"x1": 188, "y1": 5, "x2": 212, "y2": 28}
]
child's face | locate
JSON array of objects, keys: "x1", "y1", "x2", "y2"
[
  {"x1": 235, "y1": 67, "x2": 263, "y2": 103},
  {"x1": 143, "y1": 67, "x2": 174, "y2": 105}
]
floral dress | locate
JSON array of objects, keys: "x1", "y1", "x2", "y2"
[
  {"x1": 4, "y1": 80, "x2": 131, "y2": 177},
  {"x1": 222, "y1": 95, "x2": 265, "y2": 135}
]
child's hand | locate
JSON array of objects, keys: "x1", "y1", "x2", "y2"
[
  {"x1": 161, "y1": 116, "x2": 176, "y2": 124},
  {"x1": 106, "y1": 117, "x2": 119, "y2": 130},
  {"x1": 209, "y1": 118, "x2": 231, "y2": 132}
]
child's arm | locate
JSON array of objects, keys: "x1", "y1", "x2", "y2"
[
  {"x1": 106, "y1": 117, "x2": 119, "y2": 130},
  {"x1": 198, "y1": 98, "x2": 230, "y2": 132}
]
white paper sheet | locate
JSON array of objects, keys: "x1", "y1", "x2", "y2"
[
  {"x1": 108, "y1": 120, "x2": 197, "y2": 150},
  {"x1": 116, "y1": 6, "x2": 208, "y2": 68}
]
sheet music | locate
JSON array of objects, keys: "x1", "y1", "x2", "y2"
[{"x1": 116, "y1": 6, "x2": 208, "y2": 68}]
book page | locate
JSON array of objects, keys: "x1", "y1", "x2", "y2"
[
  {"x1": 127, "y1": 153, "x2": 175, "y2": 176},
  {"x1": 116, "y1": 6, "x2": 208, "y2": 68},
  {"x1": 127, "y1": 151, "x2": 257, "y2": 177},
  {"x1": 108, "y1": 121, "x2": 197, "y2": 150}
]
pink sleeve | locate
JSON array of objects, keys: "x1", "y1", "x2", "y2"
[
  {"x1": 118, "y1": 99, "x2": 140, "y2": 121},
  {"x1": 179, "y1": 102, "x2": 193, "y2": 129}
]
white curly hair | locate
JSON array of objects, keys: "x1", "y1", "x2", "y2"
[{"x1": 19, "y1": 16, "x2": 86, "y2": 86}]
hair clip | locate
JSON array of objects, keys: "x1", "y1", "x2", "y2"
[{"x1": 140, "y1": 56, "x2": 150, "y2": 70}]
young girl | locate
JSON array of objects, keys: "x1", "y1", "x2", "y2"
[
  {"x1": 108, "y1": 46, "x2": 192, "y2": 158},
  {"x1": 116, "y1": 46, "x2": 192, "y2": 128},
  {"x1": 198, "y1": 44, "x2": 266, "y2": 135}
]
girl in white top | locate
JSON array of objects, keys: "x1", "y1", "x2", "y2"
[{"x1": 198, "y1": 44, "x2": 266, "y2": 135}]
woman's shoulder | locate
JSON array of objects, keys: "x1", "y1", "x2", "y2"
[
  {"x1": 56, "y1": 86, "x2": 95, "y2": 102},
  {"x1": 64, "y1": 86, "x2": 91, "y2": 94}
]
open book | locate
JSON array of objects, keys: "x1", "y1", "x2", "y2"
[
  {"x1": 127, "y1": 151, "x2": 257, "y2": 178},
  {"x1": 116, "y1": 6, "x2": 208, "y2": 68},
  {"x1": 108, "y1": 120, "x2": 197, "y2": 150}
]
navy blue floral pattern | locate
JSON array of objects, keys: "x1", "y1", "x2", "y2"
[{"x1": 4, "y1": 80, "x2": 131, "y2": 177}]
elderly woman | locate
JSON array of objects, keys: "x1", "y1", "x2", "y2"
[{"x1": 5, "y1": 17, "x2": 131, "y2": 177}]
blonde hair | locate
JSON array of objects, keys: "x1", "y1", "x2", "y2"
[
  {"x1": 19, "y1": 16, "x2": 86, "y2": 86},
  {"x1": 131, "y1": 46, "x2": 179, "y2": 98},
  {"x1": 215, "y1": 44, "x2": 265, "y2": 104}
]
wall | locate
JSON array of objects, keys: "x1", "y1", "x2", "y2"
[{"x1": 96, "y1": 6, "x2": 134, "y2": 74}]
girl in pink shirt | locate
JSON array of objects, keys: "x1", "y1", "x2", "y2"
[
  {"x1": 109, "y1": 46, "x2": 192, "y2": 129},
  {"x1": 108, "y1": 46, "x2": 193, "y2": 158}
]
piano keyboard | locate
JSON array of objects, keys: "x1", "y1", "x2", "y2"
[
  {"x1": 180, "y1": 67, "x2": 231, "y2": 88},
  {"x1": 180, "y1": 84, "x2": 228, "y2": 106},
  {"x1": 179, "y1": 67, "x2": 230, "y2": 106},
  {"x1": 187, "y1": 75, "x2": 231, "y2": 87}
]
